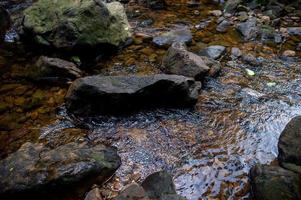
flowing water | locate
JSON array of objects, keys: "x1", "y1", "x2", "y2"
[{"x1": 1, "y1": 0, "x2": 301, "y2": 199}]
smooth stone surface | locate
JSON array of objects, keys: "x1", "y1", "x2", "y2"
[
  {"x1": 66, "y1": 74, "x2": 202, "y2": 115},
  {"x1": 22, "y1": 0, "x2": 132, "y2": 49},
  {"x1": 237, "y1": 18, "x2": 258, "y2": 41},
  {"x1": 162, "y1": 42, "x2": 216, "y2": 80},
  {"x1": 278, "y1": 116, "x2": 301, "y2": 166},
  {"x1": 152, "y1": 27, "x2": 192, "y2": 48},
  {"x1": 0, "y1": 142, "x2": 121, "y2": 197},
  {"x1": 35, "y1": 56, "x2": 82, "y2": 80},
  {"x1": 250, "y1": 164, "x2": 301, "y2": 200},
  {"x1": 199, "y1": 45, "x2": 226, "y2": 60}
]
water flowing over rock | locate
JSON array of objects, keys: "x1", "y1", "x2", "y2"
[
  {"x1": 0, "y1": 142, "x2": 121, "y2": 198},
  {"x1": 162, "y1": 42, "x2": 220, "y2": 80},
  {"x1": 0, "y1": 6, "x2": 10, "y2": 42},
  {"x1": 65, "y1": 74, "x2": 201, "y2": 115},
  {"x1": 22, "y1": 0, "x2": 132, "y2": 51}
]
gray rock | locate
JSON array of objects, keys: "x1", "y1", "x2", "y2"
[
  {"x1": 288, "y1": 27, "x2": 301, "y2": 36},
  {"x1": 141, "y1": 171, "x2": 185, "y2": 200},
  {"x1": 242, "y1": 53, "x2": 261, "y2": 66},
  {"x1": 66, "y1": 74, "x2": 202, "y2": 115},
  {"x1": 0, "y1": 6, "x2": 10, "y2": 42},
  {"x1": 162, "y1": 42, "x2": 220, "y2": 80},
  {"x1": 231, "y1": 47, "x2": 242, "y2": 58},
  {"x1": 84, "y1": 188, "x2": 103, "y2": 200},
  {"x1": 199, "y1": 45, "x2": 226, "y2": 60},
  {"x1": 0, "y1": 142, "x2": 121, "y2": 197},
  {"x1": 278, "y1": 116, "x2": 301, "y2": 166},
  {"x1": 237, "y1": 18, "x2": 258, "y2": 41},
  {"x1": 147, "y1": 0, "x2": 166, "y2": 10},
  {"x1": 216, "y1": 20, "x2": 231, "y2": 33},
  {"x1": 224, "y1": 0, "x2": 242, "y2": 13},
  {"x1": 250, "y1": 164, "x2": 301, "y2": 200},
  {"x1": 152, "y1": 27, "x2": 192, "y2": 48},
  {"x1": 22, "y1": 0, "x2": 132, "y2": 50},
  {"x1": 115, "y1": 183, "x2": 149, "y2": 200},
  {"x1": 297, "y1": 43, "x2": 301, "y2": 51},
  {"x1": 35, "y1": 56, "x2": 82, "y2": 80}
]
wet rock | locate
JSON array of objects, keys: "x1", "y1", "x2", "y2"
[
  {"x1": 297, "y1": 43, "x2": 301, "y2": 51},
  {"x1": 141, "y1": 171, "x2": 185, "y2": 200},
  {"x1": 287, "y1": 27, "x2": 301, "y2": 36},
  {"x1": 231, "y1": 47, "x2": 242, "y2": 58},
  {"x1": 0, "y1": 6, "x2": 10, "y2": 42},
  {"x1": 66, "y1": 74, "x2": 201, "y2": 115},
  {"x1": 152, "y1": 27, "x2": 192, "y2": 48},
  {"x1": 115, "y1": 183, "x2": 149, "y2": 200},
  {"x1": 0, "y1": 142, "x2": 121, "y2": 197},
  {"x1": 35, "y1": 56, "x2": 82, "y2": 81},
  {"x1": 162, "y1": 42, "x2": 220, "y2": 80},
  {"x1": 216, "y1": 20, "x2": 231, "y2": 33},
  {"x1": 236, "y1": 18, "x2": 258, "y2": 41},
  {"x1": 278, "y1": 116, "x2": 301, "y2": 166},
  {"x1": 199, "y1": 45, "x2": 226, "y2": 60},
  {"x1": 84, "y1": 188, "x2": 103, "y2": 200},
  {"x1": 22, "y1": 0, "x2": 132, "y2": 50},
  {"x1": 282, "y1": 50, "x2": 296, "y2": 57},
  {"x1": 147, "y1": 0, "x2": 166, "y2": 10},
  {"x1": 250, "y1": 164, "x2": 301, "y2": 200},
  {"x1": 224, "y1": 0, "x2": 242, "y2": 13}
]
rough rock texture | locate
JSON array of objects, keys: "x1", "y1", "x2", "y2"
[
  {"x1": 237, "y1": 18, "x2": 258, "y2": 41},
  {"x1": 84, "y1": 188, "x2": 103, "y2": 200},
  {"x1": 22, "y1": 0, "x2": 132, "y2": 50},
  {"x1": 0, "y1": 6, "x2": 10, "y2": 42},
  {"x1": 250, "y1": 164, "x2": 301, "y2": 200},
  {"x1": 0, "y1": 142, "x2": 121, "y2": 197},
  {"x1": 224, "y1": 0, "x2": 242, "y2": 13},
  {"x1": 199, "y1": 45, "x2": 226, "y2": 60},
  {"x1": 66, "y1": 74, "x2": 202, "y2": 115},
  {"x1": 278, "y1": 116, "x2": 301, "y2": 166},
  {"x1": 115, "y1": 183, "x2": 149, "y2": 200},
  {"x1": 152, "y1": 27, "x2": 192, "y2": 48},
  {"x1": 162, "y1": 42, "x2": 220, "y2": 80},
  {"x1": 141, "y1": 171, "x2": 186, "y2": 200},
  {"x1": 216, "y1": 20, "x2": 231, "y2": 33},
  {"x1": 35, "y1": 56, "x2": 82, "y2": 80}
]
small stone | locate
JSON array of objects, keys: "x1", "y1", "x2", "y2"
[
  {"x1": 115, "y1": 183, "x2": 149, "y2": 200},
  {"x1": 231, "y1": 47, "x2": 242, "y2": 58},
  {"x1": 261, "y1": 16, "x2": 270, "y2": 24},
  {"x1": 266, "y1": 82, "x2": 276, "y2": 87},
  {"x1": 209, "y1": 10, "x2": 222, "y2": 17},
  {"x1": 216, "y1": 20, "x2": 231, "y2": 33},
  {"x1": 282, "y1": 50, "x2": 296, "y2": 57},
  {"x1": 85, "y1": 188, "x2": 103, "y2": 200},
  {"x1": 245, "y1": 68, "x2": 255, "y2": 76},
  {"x1": 287, "y1": 27, "x2": 301, "y2": 36},
  {"x1": 194, "y1": 10, "x2": 200, "y2": 16},
  {"x1": 199, "y1": 45, "x2": 226, "y2": 60},
  {"x1": 296, "y1": 43, "x2": 301, "y2": 51}
]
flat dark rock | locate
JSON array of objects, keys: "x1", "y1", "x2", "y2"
[
  {"x1": 65, "y1": 74, "x2": 202, "y2": 115},
  {"x1": 0, "y1": 142, "x2": 121, "y2": 198}
]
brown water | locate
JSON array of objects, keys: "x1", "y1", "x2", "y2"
[{"x1": 1, "y1": 0, "x2": 301, "y2": 199}]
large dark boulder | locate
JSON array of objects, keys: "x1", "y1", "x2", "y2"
[
  {"x1": 250, "y1": 164, "x2": 301, "y2": 200},
  {"x1": 0, "y1": 142, "x2": 121, "y2": 198},
  {"x1": 65, "y1": 74, "x2": 202, "y2": 115},
  {"x1": 22, "y1": 0, "x2": 132, "y2": 51},
  {"x1": 278, "y1": 116, "x2": 301, "y2": 166},
  {"x1": 162, "y1": 42, "x2": 220, "y2": 80},
  {"x1": 0, "y1": 6, "x2": 10, "y2": 42}
]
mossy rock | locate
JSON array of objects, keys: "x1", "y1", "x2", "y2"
[{"x1": 22, "y1": 0, "x2": 132, "y2": 50}]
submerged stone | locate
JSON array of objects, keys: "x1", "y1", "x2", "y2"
[
  {"x1": 152, "y1": 27, "x2": 192, "y2": 48},
  {"x1": 0, "y1": 142, "x2": 121, "y2": 198},
  {"x1": 65, "y1": 74, "x2": 201, "y2": 115},
  {"x1": 22, "y1": 0, "x2": 132, "y2": 50}
]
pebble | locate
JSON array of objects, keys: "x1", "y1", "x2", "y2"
[
  {"x1": 282, "y1": 50, "x2": 296, "y2": 57},
  {"x1": 261, "y1": 16, "x2": 270, "y2": 24},
  {"x1": 231, "y1": 47, "x2": 242, "y2": 58},
  {"x1": 209, "y1": 10, "x2": 222, "y2": 17}
]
